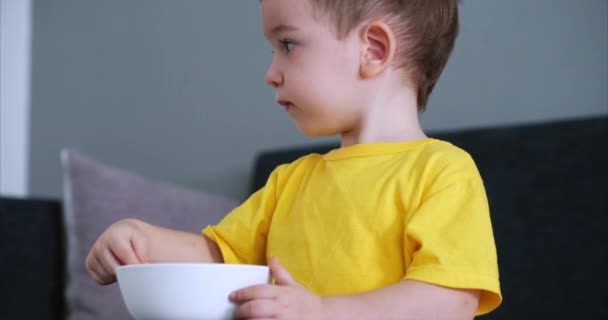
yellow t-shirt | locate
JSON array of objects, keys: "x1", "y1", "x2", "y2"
[{"x1": 203, "y1": 138, "x2": 502, "y2": 315}]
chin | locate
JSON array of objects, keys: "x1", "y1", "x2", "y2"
[{"x1": 297, "y1": 125, "x2": 340, "y2": 137}]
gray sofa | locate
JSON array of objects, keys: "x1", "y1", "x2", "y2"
[{"x1": 1, "y1": 115, "x2": 606, "y2": 319}]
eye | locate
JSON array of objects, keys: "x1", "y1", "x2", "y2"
[{"x1": 279, "y1": 39, "x2": 295, "y2": 53}]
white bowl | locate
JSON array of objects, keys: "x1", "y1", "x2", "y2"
[{"x1": 116, "y1": 263, "x2": 270, "y2": 320}]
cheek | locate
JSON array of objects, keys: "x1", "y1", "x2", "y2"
[
  {"x1": 294, "y1": 55, "x2": 358, "y2": 101},
  {"x1": 291, "y1": 71, "x2": 344, "y2": 109},
  {"x1": 285, "y1": 40, "x2": 361, "y2": 113}
]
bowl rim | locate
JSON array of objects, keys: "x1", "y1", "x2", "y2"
[{"x1": 116, "y1": 263, "x2": 270, "y2": 271}]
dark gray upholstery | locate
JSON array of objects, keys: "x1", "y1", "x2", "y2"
[{"x1": 0, "y1": 198, "x2": 65, "y2": 320}]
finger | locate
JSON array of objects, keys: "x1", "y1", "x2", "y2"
[
  {"x1": 85, "y1": 250, "x2": 96, "y2": 276},
  {"x1": 269, "y1": 257, "x2": 297, "y2": 286},
  {"x1": 233, "y1": 299, "x2": 280, "y2": 319},
  {"x1": 110, "y1": 239, "x2": 141, "y2": 265},
  {"x1": 89, "y1": 268, "x2": 103, "y2": 285},
  {"x1": 230, "y1": 284, "x2": 280, "y2": 302},
  {"x1": 85, "y1": 256, "x2": 103, "y2": 284},
  {"x1": 101, "y1": 249, "x2": 121, "y2": 281},
  {"x1": 130, "y1": 235, "x2": 149, "y2": 264},
  {"x1": 94, "y1": 255, "x2": 114, "y2": 284},
  {"x1": 87, "y1": 254, "x2": 111, "y2": 285}
]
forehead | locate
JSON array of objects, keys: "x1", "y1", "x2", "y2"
[{"x1": 261, "y1": 0, "x2": 316, "y2": 34}]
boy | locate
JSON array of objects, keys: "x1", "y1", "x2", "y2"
[{"x1": 87, "y1": 0, "x2": 502, "y2": 318}]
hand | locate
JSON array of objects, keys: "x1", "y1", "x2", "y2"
[
  {"x1": 230, "y1": 257, "x2": 325, "y2": 320},
  {"x1": 85, "y1": 219, "x2": 149, "y2": 285}
]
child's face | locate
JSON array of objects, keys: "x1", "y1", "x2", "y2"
[{"x1": 261, "y1": 0, "x2": 365, "y2": 136}]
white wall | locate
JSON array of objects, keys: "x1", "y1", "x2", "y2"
[{"x1": 0, "y1": 0, "x2": 32, "y2": 198}]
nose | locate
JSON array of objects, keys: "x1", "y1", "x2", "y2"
[{"x1": 265, "y1": 60, "x2": 283, "y2": 88}]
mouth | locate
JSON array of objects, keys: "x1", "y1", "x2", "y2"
[{"x1": 277, "y1": 99, "x2": 294, "y2": 112}]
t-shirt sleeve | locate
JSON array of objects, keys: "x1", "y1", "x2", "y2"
[
  {"x1": 202, "y1": 164, "x2": 287, "y2": 266},
  {"x1": 402, "y1": 174, "x2": 502, "y2": 315}
]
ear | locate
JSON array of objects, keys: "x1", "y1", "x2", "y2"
[{"x1": 359, "y1": 21, "x2": 397, "y2": 79}]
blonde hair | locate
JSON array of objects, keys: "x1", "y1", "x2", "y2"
[{"x1": 310, "y1": 0, "x2": 459, "y2": 110}]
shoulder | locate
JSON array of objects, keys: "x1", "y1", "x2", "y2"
[
  {"x1": 404, "y1": 139, "x2": 482, "y2": 187},
  {"x1": 268, "y1": 153, "x2": 324, "y2": 185},
  {"x1": 422, "y1": 139, "x2": 477, "y2": 171},
  {"x1": 274, "y1": 153, "x2": 323, "y2": 174}
]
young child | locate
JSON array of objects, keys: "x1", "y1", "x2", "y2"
[{"x1": 87, "y1": 0, "x2": 501, "y2": 318}]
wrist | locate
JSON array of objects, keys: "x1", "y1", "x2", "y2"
[
  {"x1": 320, "y1": 296, "x2": 332, "y2": 320},
  {"x1": 320, "y1": 295, "x2": 351, "y2": 320}
]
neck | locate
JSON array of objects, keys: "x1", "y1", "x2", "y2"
[{"x1": 340, "y1": 85, "x2": 426, "y2": 147}]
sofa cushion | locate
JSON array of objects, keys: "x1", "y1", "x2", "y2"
[
  {"x1": 61, "y1": 150, "x2": 238, "y2": 320},
  {"x1": 0, "y1": 197, "x2": 65, "y2": 320}
]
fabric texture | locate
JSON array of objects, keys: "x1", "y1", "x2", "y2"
[
  {"x1": 203, "y1": 138, "x2": 501, "y2": 315},
  {"x1": 0, "y1": 198, "x2": 65, "y2": 320},
  {"x1": 61, "y1": 149, "x2": 238, "y2": 320}
]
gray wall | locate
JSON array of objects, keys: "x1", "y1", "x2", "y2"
[{"x1": 28, "y1": 0, "x2": 608, "y2": 201}]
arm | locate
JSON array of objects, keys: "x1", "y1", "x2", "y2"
[
  {"x1": 230, "y1": 258, "x2": 479, "y2": 320},
  {"x1": 138, "y1": 219, "x2": 224, "y2": 263},
  {"x1": 323, "y1": 280, "x2": 479, "y2": 320},
  {"x1": 86, "y1": 218, "x2": 223, "y2": 285}
]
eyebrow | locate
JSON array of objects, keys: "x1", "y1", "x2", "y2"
[{"x1": 265, "y1": 24, "x2": 299, "y2": 37}]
